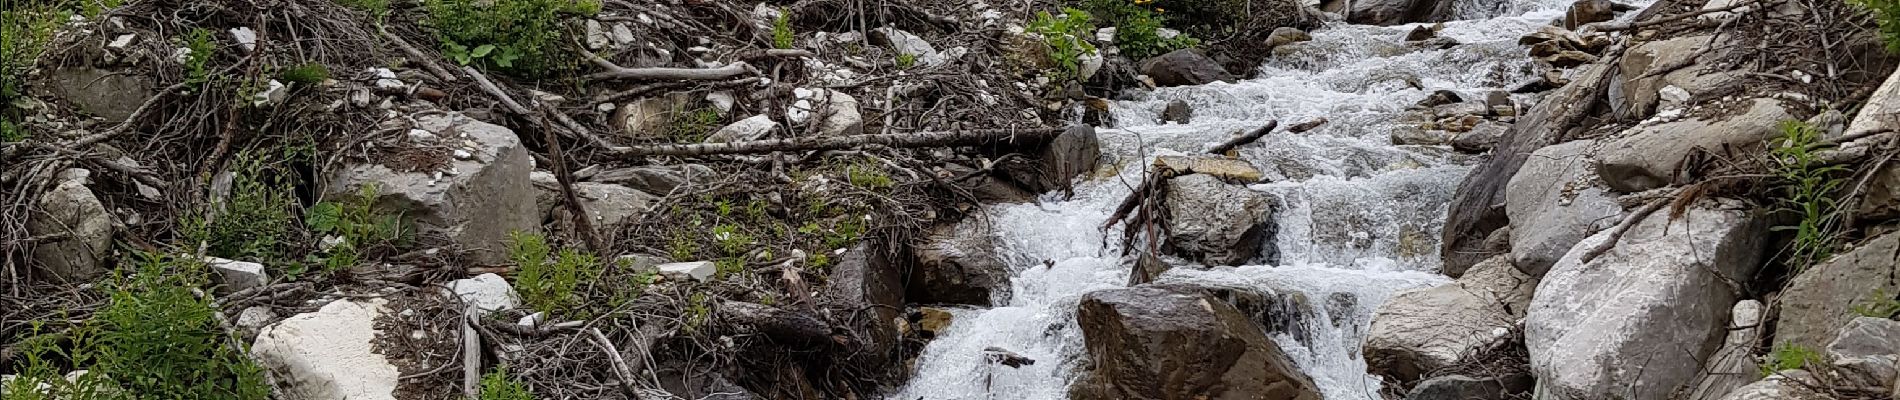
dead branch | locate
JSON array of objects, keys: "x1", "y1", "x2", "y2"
[
  {"x1": 538, "y1": 111, "x2": 609, "y2": 260},
  {"x1": 1104, "y1": 118, "x2": 1326, "y2": 231},
  {"x1": 608, "y1": 127, "x2": 1070, "y2": 158},
  {"x1": 593, "y1": 77, "x2": 761, "y2": 105},
  {"x1": 1207, "y1": 120, "x2": 1279, "y2": 155},
  {"x1": 585, "y1": 327, "x2": 647, "y2": 400},
  {"x1": 379, "y1": 26, "x2": 459, "y2": 83},
  {"x1": 461, "y1": 319, "x2": 480, "y2": 399},
  {"x1": 1579, "y1": 196, "x2": 1670, "y2": 264},
  {"x1": 585, "y1": 50, "x2": 755, "y2": 81}
]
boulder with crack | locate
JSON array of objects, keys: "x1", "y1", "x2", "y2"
[
  {"x1": 1364, "y1": 255, "x2": 1536, "y2": 385},
  {"x1": 1165, "y1": 173, "x2": 1276, "y2": 266},
  {"x1": 27, "y1": 168, "x2": 117, "y2": 282},
  {"x1": 1595, "y1": 98, "x2": 1793, "y2": 192},
  {"x1": 326, "y1": 112, "x2": 537, "y2": 265},
  {"x1": 1504, "y1": 139, "x2": 1623, "y2": 276}
]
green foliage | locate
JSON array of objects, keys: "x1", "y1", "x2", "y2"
[
  {"x1": 1760, "y1": 342, "x2": 1823, "y2": 377},
  {"x1": 6, "y1": 254, "x2": 272, "y2": 400},
  {"x1": 715, "y1": 257, "x2": 744, "y2": 277},
  {"x1": 1083, "y1": 0, "x2": 1198, "y2": 60},
  {"x1": 669, "y1": 106, "x2": 723, "y2": 142},
  {"x1": 478, "y1": 366, "x2": 535, "y2": 400},
  {"x1": 1, "y1": 119, "x2": 26, "y2": 142},
  {"x1": 685, "y1": 291, "x2": 710, "y2": 331},
  {"x1": 1, "y1": 2, "x2": 65, "y2": 106},
  {"x1": 338, "y1": 0, "x2": 390, "y2": 19},
  {"x1": 510, "y1": 232, "x2": 602, "y2": 315},
  {"x1": 895, "y1": 52, "x2": 918, "y2": 69},
  {"x1": 184, "y1": 149, "x2": 301, "y2": 264},
  {"x1": 1026, "y1": 8, "x2": 1097, "y2": 82},
  {"x1": 845, "y1": 161, "x2": 893, "y2": 189},
  {"x1": 1769, "y1": 120, "x2": 1849, "y2": 271},
  {"x1": 306, "y1": 184, "x2": 408, "y2": 275},
  {"x1": 711, "y1": 224, "x2": 755, "y2": 255},
  {"x1": 772, "y1": 11, "x2": 795, "y2": 49},
  {"x1": 426, "y1": 0, "x2": 597, "y2": 76},
  {"x1": 183, "y1": 28, "x2": 217, "y2": 89},
  {"x1": 1853, "y1": 0, "x2": 1900, "y2": 52},
  {"x1": 279, "y1": 63, "x2": 329, "y2": 84},
  {"x1": 1853, "y1": 288, "x2": 1900, "y2": 318},
  {"x1": 668, "y1": 230, "x2": 699, "y2": 261}
]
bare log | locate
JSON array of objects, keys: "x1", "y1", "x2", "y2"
[
  {"x1": 721, "y1": 301, "x2": 839, "y2": 347},
  {"x1": 585, "y1": 49, "x2": 756, "y2": 81},
  {"x1": 609, "y1": 127, "x2": 1071, "y2": 158},
  {"x1": 1207, "y1": 120, "x2": 1278, "y2": 155}
]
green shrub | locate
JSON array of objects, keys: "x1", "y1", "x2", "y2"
[
  {"x1": 338, "y1": 0, "x2": 390, "y2": 20},
  {"x1": 772, "y1": 11, "x2": 795, "y2": 49},
  {"x1": 669, "y1": 105, "x2": 723, "y2": 142},
  {"x1": 895, "y1": 51, "x2": 918, "y2": 69},
  {"x1": 1026, "y1": 8, "x2": 1097, "y2": 82},
  {"x1": 1853, "y1": 0, "x2": 1900, "y2": 52},
  {"x1": 1, "y1": 119, "x2": 26, "y2": 142},
  {"x1": 1760, "y1": 342, "x2": 1822, "y2": 377},
  {"x1": 1082, "y1": 0, "x2": 1198, "y2": 60},
  {"x1": 845, "y1": 161, "x2": 893, "y2": 190},
  {"x1": 305, "y1": 184, "x2": 408, "y2": 275},
  {"x1": 425, "y1": 0, "x2": 598, "y2": 76},
  {"x1": 2, "y1": 2, "x2": 66, "y2": 105},
  {"x1": 510, "y1": 232, "x2": 602, "y2": 315},
  {"x1": 182, "y1": 28, "x2": 217, "y2": 89},
  {"x1": 1768, "y1": 120, "x2": 1848, "y2": 271},
  {"x1": 478, "y1": 366, "x2": 535, "y2": 400},
  {"x1": 279, "y1": 63, "x2": 329, "y2": 84},
  {"x1": 184, "y1": 149, "x2": 301, "y2": 264}
]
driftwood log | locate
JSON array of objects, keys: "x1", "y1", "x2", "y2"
[{"x1": 721, "y1": 301, "x2": 841, "y2": 347}]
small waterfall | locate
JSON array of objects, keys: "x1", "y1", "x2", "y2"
[{"x1": 893, "y1": 2, "x2": 1593, "y2": 399}]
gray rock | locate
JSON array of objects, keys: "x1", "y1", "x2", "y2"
[
  {"x1": 820, "y1": 243, "x2": 908, "y2": 366},
  {"x1": 46, "y1": 68, "x2": 155, "y2": 122},
  {"x1": 1563, "y1": 0, "x2": 1617, "y2": 29},
  {"x1": 1616, "y1": 34, "x2": 1745, "y2": 119},
  {"x1": 612, "y1": 94, "x2": 690, "y2": 138},
  {"x1": 1849, "y1": 59, "x2": 1900, "y2": 136},
  {"x1": 1072, "y1": 286, "x2": 1321, "y2": 400},
  {"x1": 706, "y1": 115, "x2": 779, "y2": 143},
  {"x1": 1404, "y1": 25, "x2": 1437, "y2": 42},
  {"x1": 1139, "y1": 49, "x2": 1235, "y2": 87},
  {"x1": 1715, "y1": 371, "x2": 1830, "y2": 400},
  {"x1": 1165, "y1": 174, "x2": 1276, "y2": 266},
  {"x1": 657, "y1": 261, "x2": 718, "y2": 282},
  {"x1": 1418, "y1": 90, "x2": 1462, "y2": 108},
  {"x1": 253, "y1": 299, "x2": 400, "y2": 400},
  {"x1": 1348, "y1": 0, "x2": 1454, "y2": 25},
  {"x1": 27, "y1": 169, "x2": 116, "y2": 282},
  {"x1": 1484, "y1": 91, "x2": 1513, "y2": 110},
  {"x1": 940, "y1": 163, "x2": 1035, "y2": 203},
  {"x1": 870, "y1": 27, "x2": 943, "y2": 67},
  {"x1": 448, "y1": 273, "x2": 520, "y2": 317},
  {"x1": 1365, "y1": 256, "x2": 1535, "y2": 384},
  {"x1": 561, "y1": 182, "x2": 658, "y2": 235},
  {"x1": 589, "y1": 164, "x2": 716, "y2": 195},
  {"x1": 1825, "y1": 317, "x2": 1900, "y2": 389},
  {"x1": 1160, "y1": 99, "x2": 1192, "y2": 124},
  {"x1": 787, "y1": 88, "x2": 862, "y2": 137},
  {"x1": 1265, "y1": 27, "x2": 1313, "y2": 50},
  {"x1": 1682, "y1": 300, "x2": 1766, "y2": 400},
  {"x1": 1450, "y1": 121, "x2": 1508, "y2": 153},
  {"x1": 908, "y1": 220, "x2": 1007, "y2": 306},
  {"x1": 1775, "y1": 231, "x2": 1900, "y2": 351},
  {"x1": 1504, "y1": 139, "x2": 1622, "y2": 276},
  {"x1": 327, "y1": 113, "x2": 537, "y2": 265},
  {"x1": 1527, "y1": 205, "x2": 1767, "y2": 400},
  {"x1": 1392, "y1": 126, "x2": 1452, "y2": 146},
  {"x1": 1004, "y1": 125, "x2": 1100, "y2": 195},
  {"x1": 206, "y1": 257, "x2": 269, "y2": 294},
  {"x1": 1596, "y1": 98, "x2": 1792, "y2": 192},
  {"x1": 1406, "y1": 374, "x2": 1533, "y2": 400},
  {"x1": 236, "y1": 306, "x2": 277, "y2": 331}
]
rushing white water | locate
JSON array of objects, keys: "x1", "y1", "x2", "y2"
[{"x1": 893, "y1": 2, "x2": 1587, "y2": 399}]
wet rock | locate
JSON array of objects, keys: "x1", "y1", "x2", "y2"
[
  {"x1": 1365, "y1": 256, "x2": 1535, "y2": 384},
  {"x1": 870, "y1": 27, "x2": 944, "y2": 67},
  {"x1": 1072, "y1": 286, "x2": 1321, "y2": 400},
  {"x1": 1405, "y1": 25, "x2": 1438, "y2": 42},
  {"x1": 706, "y1": 115, "x2": 779, "y2": 143},
  {"x1": 1564, "y1": 0, "x2": 1617, "y2": 29},
  {"x1": 908, "y1": 221, "x2": 1007, "y2": 306},
  {"x1": 1484, "y1": 91, "x2": 1513, "y2": 110},
  {"x1": 1412, "y1": 37, "x2": 1462, "y2": 50},
  {"x1": 1348, "y1": 0, "x2": 1455, "y2": 26},
  {"x1": 1527, "y1": 204, "x2": 1767, "y2": 400},
  {"x1": 1159, "y1": 99, "x2": 1192, "y2": 124},
  {"x1": 1151, "y1": 283, "x2": 1316, "y2": 343},
  {"x1": 1154, "y1": 155, "x2": 1263, "y2": 182},
  {"x1": 1391, "y1": 127, "x2": 1452, "y2": 146},
  {"x1": 1406, "y1": 374, "x2": 1534, "y2": 400},
  {"x1": 1418, "y1": 90, "x2": 1463, "y2": 108},
  {"x1": 207, "y1": 257, "x2": 268, "y2": 294},
  {"x1": 658, "y1": 261, "x2": 718, "y2": 282},
  {"x1": 820, "y1": 243, "x2": 908, "y2": 366},
  {"x1": 1165, "y1": 174, "x2": 1276, "y2": 266},
  {"x1": 1544, "y1": 50, "x2": 1598, "y2": 68},
  {"x1": 1824, "y1": 317, "x2": 1900, "y2": 389},
  {"x1": 1002, "y1": 125, "x2": 1100, "y2": 194},
  {"x1": 447, "y1": 273, "x2": 520, "y2": 317},
  {"x1": 27, "y1": 169, "x2": 116, "y2": 282},
  {"x1": 1437, "y1": 114, "x2": 1484, "y2": 133},
  {"x1": 46, "y1": 67, "x2": 155, "y2": 122},
  {"x1": 1777, "y1": 231, "x2": 1900, "y2": 351},
  {"x1": 1431, "y1": 102, "x2": 1489, "y2": 120},
  {"x1": 326, "y1": 112, "x2": 537, "y2": 265},
  {"x1": 939, "y1": 163, "x2": 1035, "y2": 203},
  {"x1": 612, "y1": 94, "x2": 690, "y2": 138},
  {"x1": 1139, "y1": 49, "x2": 1235, "y2": 87},
  {"x1": 914, "y1": 307, "x2": 955, "y2": 336},
  {"x1": 253, "y1": 298, "x2": 399, "y2": 400},
  {"x1": 1682, "y1": 300, "x2": 1765, "y2": 400},
  {"x1": 1504, "y1": 139, "x2": 1622, "y2": 276},
  {"x1": 1265, "y1": 27, "x2": 1313, "y2": 50},
  {"x1": 1450, "y1": 121, "x2": 1508, "y2": 152},
  {"x1": 788, "y1": 88, "x2": 862, "y2": 137},
  {"x1": 1596, "y1": 98, "x2": 1792, "y2": 192},
  {"x1": 589, "y1": 164, "x2": 717, "y2": 195}
]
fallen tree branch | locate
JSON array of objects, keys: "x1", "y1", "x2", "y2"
[
  {"x1": 585, "y1": 327, "x2": 647, "y2": 400},
  {"x1": 379, "y1": 25, "x2": 459, "y2": 83},
  {"x1": 1104, "y1": 118, "x2": 1326, "y2": 231},
  {"x1": 1207, "y1": 120, "x2": 1278, "y2": 155},
  {"x1": 609, "y1": 127, "x2": 1071, "y2": 158},
  {"x1": 593, "y1": 77, "x2": 761, "y2": 105},
  {"x1": 584, "y1": 50, "x2": 755, "y2": 81},
  {"x1": 721, "y1": 301, "x2": 838, "y2": 347},
  {"x1": 1589, "y1": 0, "x2": 1765, "y2": 32}
]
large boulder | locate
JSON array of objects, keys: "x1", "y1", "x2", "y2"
[
  {"x1": 27, "y1": 169, "x2": 117, "y2": 282},
  {"x1": 252, "y1": 299, "x2": 400, "y2": 400},
  {"x1": 907, "y1": 220, "x2": 1008, "y2": 306},
  {"x1": 1825, "y1": 317, "x2": 1900, "y2": 389},
  {"x1": 1364, "y1": 255, "x2": 1536, "y2": 385},
  {"x1": 1681, "y1": 300, "x2": 1765, "y2": 400},
  {"x1": 1347, "y1": 0, "x2": 1453, "y2": 26},
  {"x1": 1139, "y1": 49, "x2": 1236, "y2": 87},
  {"x1": 327, "y1": 113, "x2": 537, "y2": 265},
  {"x1": 1526, "y1": 204, "x2": 1767, "y2": 400},
  {"x1": 1407, "y1": 374, "x2": 1534, "y2": 400},
  {"x1": 1504, "y1": 139, "x2": 1623, "y2": 276},
  {"x1": 1775, "y1": 231, "x2": 1900, "y2": 351},
  {"x1": 45, "y1": 67, "x2": 155, "y2": 122},
  {"x1": 1072, "y1": 286, "x2": 1322, "y2": 400},
  {"x1": 1595, "y1": 98, "x2": 1793, "y2": 193},
  {"x1": 787, "y1": 88, "x2": 862, "y2": 137},
  {"x1": 1000, "y1": 125, "x2": 1100, "y2": 195},
  {"x1": 1165, "y1": 173, "x2": 1276, "y2": 266},
  {"x1": 1614, "y1": 34, "x2": 1746, "y2": 119},
  {"x1": 819, "y1": 243, "x2": 908, "y2": 367}
]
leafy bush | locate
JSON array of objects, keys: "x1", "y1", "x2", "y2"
[
  {"x1": 845, "y1": 161, "x2": 893, "y2": 189},
  {"x1": 1026, "y1": 8, "x2": 1097, "y2": 82},
  {"x1": 1768, "y1": 120, "x2": 1847, "y2": 271},
  {"x1": 279, "y1": 63, "x2": 329, "y2": 84},
  {"x1": 1083, "y1": 0, "x2": 1198, "y2": 60},
  {"x1": 182, "y1": 28, "x2": 217, "y2": 89},
  {"x1": 1760, "y1": 342, "x2": 1822, "y2": 377},
  {"x1": 1, "y1": 2, "x2": 63, "y2": 106},
  {"x1": 895, "y1": 52, "x2": 918, "y2": 69},
  {"x1": 509, "y1": 232, "x2": 602, "y2": 315},
  {"x1": 669, "y1": 105, "x2": 723, "y2": 142},
  {"x1": 1853, "y1": 0, "x2": 1900, "y2": 52},
  {"x1": 478, "y1": 366, "x2": 535, "y2": 400},
  {"x1": 8, "y1": 254, "x2": 272, "y2": 400},
  {"x1": 184, "y1": 149, "x2": 302, "y2": 264},
  {"x1": 306, "y1": 184, "x2": 408, "y2": 275},
  {"x1": 425, "y1": 0, "x2": 598, "y2": 76},
  {"x1": 772, "y1": 11, "x2": 795, "y2": 49}
]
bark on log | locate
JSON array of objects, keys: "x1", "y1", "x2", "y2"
[
  {"x1": 610, "y1": 127, "x2": 1072, "y2": 158},
  {"x1": 722, "y1": 301, "x2": 840, "y2": 347}
]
